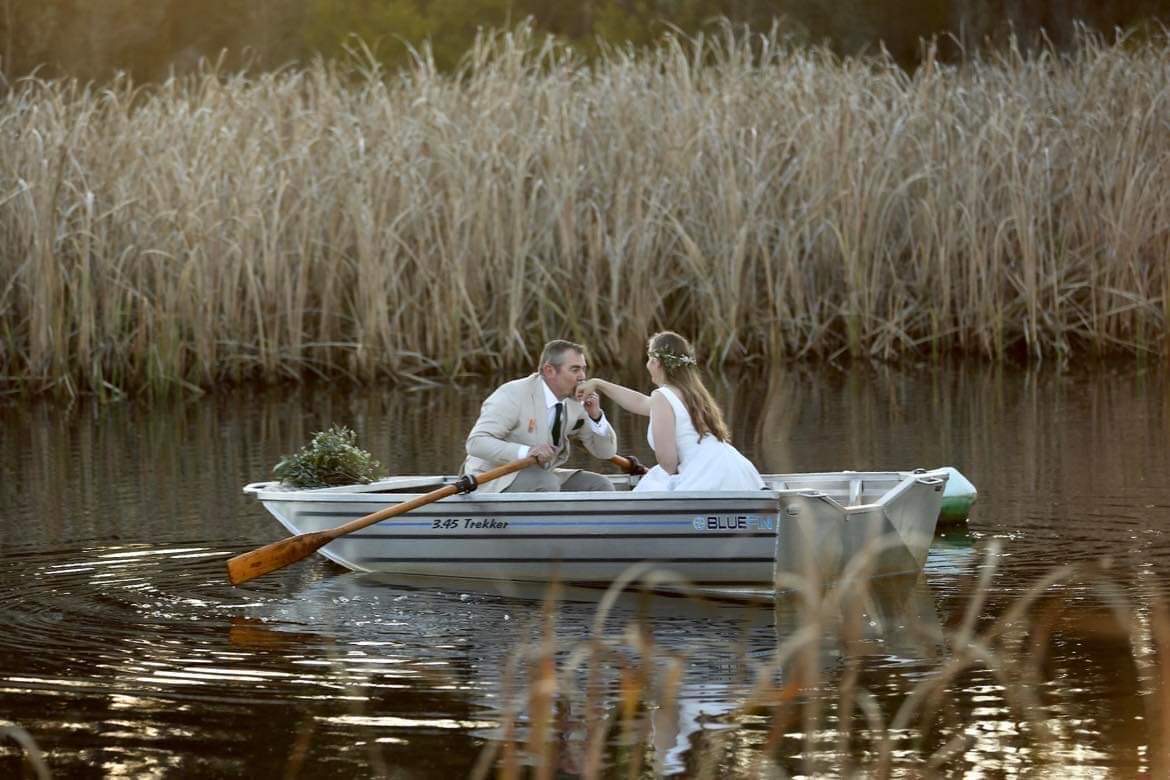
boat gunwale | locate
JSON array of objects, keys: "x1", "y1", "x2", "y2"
[
  {"x1": 244, "y1": 470, "x2": 955, "y2": 517},
  {"x1": 245, "y1": 483, "x2": 786, "y2": 503}
]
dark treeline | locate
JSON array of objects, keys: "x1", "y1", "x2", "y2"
[{"x1": 2, "y1": 0, "x2": 1169, "y2": 82}]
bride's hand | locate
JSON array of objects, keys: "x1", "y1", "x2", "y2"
[{"x1": 575, "y1": 378, "x2": 600, "y2": 398}]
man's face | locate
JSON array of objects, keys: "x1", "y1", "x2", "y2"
[{"x1": 542, "y1": 350, "x2": 587, "y2": 399}]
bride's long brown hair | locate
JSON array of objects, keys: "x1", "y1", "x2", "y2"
[{"x1": 648, "y1": 331, "x2": 730, "y2": 442}]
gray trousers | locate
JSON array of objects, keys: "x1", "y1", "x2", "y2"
[{"x1": 503, "y1": 466, "x2": 615, "y2": 493}]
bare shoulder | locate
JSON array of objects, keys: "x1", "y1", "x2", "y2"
[
  {"x1": 651, "y1": 385, "x2": 683, "y2": 404},
  {"x1": 649, "y1": 390, "x2": 674, "y2": 416}
]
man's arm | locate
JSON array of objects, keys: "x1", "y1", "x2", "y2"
[
  {"x1": 571, "y1": 402, "x2": 618, "y2": 460},
  {"x1": 466, "y1": 389, "x2": 527, "y2": 464}
]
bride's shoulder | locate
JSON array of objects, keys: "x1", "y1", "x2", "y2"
[{"x1": 651, "y1": 386, "x2": 684, "y2": 407}]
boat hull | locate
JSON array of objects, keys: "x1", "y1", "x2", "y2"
[{"x1": 243, "y1": 469, "x2": 962, "y2": 585}]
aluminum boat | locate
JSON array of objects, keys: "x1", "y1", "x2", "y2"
[{"x1": 241, "y1": 467, "x2": 976, "y2": 585}]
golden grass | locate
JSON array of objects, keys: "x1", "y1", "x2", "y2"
[{"x1": 2, "y1": 23, "x2": 1169, "y2": 397}]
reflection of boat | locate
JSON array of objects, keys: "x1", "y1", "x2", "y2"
[
  {"x1": 924, "y1": 526, "x2": 979, "y2": 579},
  {"x1": 243, "y1": 468, "x2": 974, "y2": 584}
]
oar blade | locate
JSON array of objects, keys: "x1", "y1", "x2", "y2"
[{"x1": 226, "y1": 531, "x2": 334, "y2": 586}]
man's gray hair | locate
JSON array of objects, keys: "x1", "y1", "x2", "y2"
[{"x1": 539, "y1": 339, "x2": 587, "y2": 369}]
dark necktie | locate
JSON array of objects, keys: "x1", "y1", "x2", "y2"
[{"x1": 551, "y1": 402, "x2": 563, "y2": 447}]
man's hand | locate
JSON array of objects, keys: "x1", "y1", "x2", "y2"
[
  {"x1": 580, "y1": 390, "x2": 603, "y2": 422},
  {"x1": 529, "y1": 443, "x2": 557, "y2": 464}
]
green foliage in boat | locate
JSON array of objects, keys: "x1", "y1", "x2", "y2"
[{"x1": 273, "y1": 425, "x2": 382, "y2": 488}]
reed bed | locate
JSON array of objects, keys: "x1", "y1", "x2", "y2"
[{"x1": 2, "y1": 23, "x2": 1169, "y2": 397}]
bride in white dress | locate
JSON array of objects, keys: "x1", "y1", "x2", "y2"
[{"x1": 577, "y1": 331, "x2": 763, "y2": 492}]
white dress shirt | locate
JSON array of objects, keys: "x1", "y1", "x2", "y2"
[{"x1": 516, "y1": 380, "x2": 610, "y2": 459}]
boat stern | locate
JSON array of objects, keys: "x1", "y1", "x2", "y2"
[{"x1": 775, "y1": 472, "x2": 946, "y2": 583}]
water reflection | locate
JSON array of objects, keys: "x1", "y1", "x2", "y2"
[
  {"x1": 1, "y1": 364, "x2": 1169, "y2": 774},
  {"x1": 226, "y1": 569, "x2": 946, "y2": 777}
]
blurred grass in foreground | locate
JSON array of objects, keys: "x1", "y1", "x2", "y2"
[
  {"x1": 3, "y1": 22, "x2": 1169, "y2": 398},
  {"x1": 475, "y1": 542, "x2": 1170, "y2": 777}
]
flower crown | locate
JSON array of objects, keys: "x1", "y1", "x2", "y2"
[{"x1": 649, "y1": 348, "x2": 697, "y2": 369}]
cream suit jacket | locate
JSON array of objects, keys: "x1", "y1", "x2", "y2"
[{"x1": 462, "y1": 373, "x2": 618, "y2": 493}]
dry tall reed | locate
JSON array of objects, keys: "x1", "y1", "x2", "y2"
[{"x1": 3, "y1": 23, "x2": 1169, "y2": 397}]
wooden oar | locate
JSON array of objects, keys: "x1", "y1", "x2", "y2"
[
  {"x1": 227, "y1": 455, "x2": 539, "y2": 586},
  {"x1": 610, "y1": 454, "x2": 648, "y2": 475}
]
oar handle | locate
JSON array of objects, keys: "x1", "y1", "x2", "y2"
[
  {"x1": 227, "y1": 455, "x2": 539, "y2": 585},
  {"x1": 610, "y1": 454, "x2": 648, "y2": 476}
]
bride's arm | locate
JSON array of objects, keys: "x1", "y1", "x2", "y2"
[
  {"x1": 648, "y1": 391, "x2": 679, "y2": 474},
  {"x1": 579, "y1": 378, "x2": 652, "y2": 417}
]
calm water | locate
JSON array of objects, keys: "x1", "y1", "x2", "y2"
[{"x1": 2, "y1": 364, "x2": 1169, "y2": 777}]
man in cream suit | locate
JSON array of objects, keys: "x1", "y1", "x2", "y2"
[{"x1": 462, "y1": 339, "x2": 618, "y2": 492}]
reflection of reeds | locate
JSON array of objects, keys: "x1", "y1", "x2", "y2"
[
  {"x1": 2, "y1": 24, "x2": 1169, "y2": 396},
  {"x1": 478, "y1": 542, "x2": 1170, "y2": 777}
]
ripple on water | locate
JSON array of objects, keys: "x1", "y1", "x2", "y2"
[{"x1": 3, "y1": 545, "x2": 319, "y2": 701}]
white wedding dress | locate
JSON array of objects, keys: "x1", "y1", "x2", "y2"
[{"x1": 633, "y1": 386, "x2": 765, "y2": 492}]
